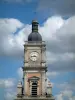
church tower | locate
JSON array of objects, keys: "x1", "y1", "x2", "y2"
[{"x1": 15, "y1": 20, "x2": 55, "y2": 100}]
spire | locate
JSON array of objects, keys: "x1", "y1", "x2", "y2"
[{"x1": 32, "y1": 20, "x2": 38, "y2": 32}]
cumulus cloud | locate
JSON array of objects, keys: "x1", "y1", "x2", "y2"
[
  {"x1": 0, "y1": 16, "x2": 75, "y2": 72},
  {"x1": 40, "y1": 16, "x2": 75, "y2": 72},
  {"x1": 0, "y1": 16, "x2": 75, "y2": 100},
  {"x1": 39, "y1": 16, "x2": 64, "y2": 41},
  {"x1": 37, "y1": 0, "x2": 75, "y2": 16},
  {"x1": 0, "y1": 18, "x2": 30, "y2": 57},
  {"x1": 40, "y1": 16, "x2": 75, "y2": 54}
]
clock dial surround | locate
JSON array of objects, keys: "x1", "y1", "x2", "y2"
[{"x1": 30, "y1": 51, "x2": 39, "y2": 62}]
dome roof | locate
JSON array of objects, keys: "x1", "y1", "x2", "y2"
[
  {"x1": 28, "y1": 32, "x2": 42, "y2": 41},
  {"x1": 28, "y1": 20, "x2": 42, "y2": 41}
]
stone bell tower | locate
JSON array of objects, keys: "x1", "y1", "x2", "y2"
[{"x1": 15, "y1": 20, "x2": 55, "y2": 100}]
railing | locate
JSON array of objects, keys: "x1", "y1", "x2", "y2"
[{"x1": 24, "y1": 41, "x2": 46, "y2": 46}]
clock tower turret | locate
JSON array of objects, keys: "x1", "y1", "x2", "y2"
[{"x1": 15, "y1": 20, "x2": 55, "y2": 100}]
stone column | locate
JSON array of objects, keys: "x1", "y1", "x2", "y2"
[
  {"x1": 30, "y1": 81, "x2": 32, "y2": 96},
  {"x1": 24, "y1": 72, "x2": 27, "y2": 96},
  {"x1": 37, "y1": 83, "x2": 39, "y2": 96},
  {"x1": 42, "y1": 72, "x2": 46, "y2": 96}
]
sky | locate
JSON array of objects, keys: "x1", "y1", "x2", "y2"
[{"x1": 0, "y1": 0, "x2": 75, "y2": 100}]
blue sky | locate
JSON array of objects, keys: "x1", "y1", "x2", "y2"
[
  {"x1": 0, "y1": 1, "x2": 49, "y2": 24},
  {"x1": 0, "y1": 0, "x2": 75, "y2": 100}
]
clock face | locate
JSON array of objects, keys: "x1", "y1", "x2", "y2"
[{"x1": 30, "y1": 52, "x2": 39, "y2": 61}]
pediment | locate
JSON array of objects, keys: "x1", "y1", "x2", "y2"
[{"x1": 28, "y1": 76, "x2": 40, "y2": 81}]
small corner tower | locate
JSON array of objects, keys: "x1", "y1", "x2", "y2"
[{"x1": 15, "y1": 20, "x2": 55, "y2": 100}]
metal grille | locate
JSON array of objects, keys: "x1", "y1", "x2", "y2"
[{"x1": 32, "y1": 82, "x2": 37, "y2": 96}]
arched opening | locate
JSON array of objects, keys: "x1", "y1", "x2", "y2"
[{"x1": 32, "y1": 82, "x2": 37, "y2": 96}]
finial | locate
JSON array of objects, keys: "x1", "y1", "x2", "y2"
[
  {"x1": 17, "y1": 80, "x2": 22, "y2": 87},
  {"x1": 48, "y1": 81, "x2": 52, "y2": 88},
  {"x1": 31, "y1": 11, "x2": 38, "y2": 32}
]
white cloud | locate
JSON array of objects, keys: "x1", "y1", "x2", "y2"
[
  {"x1": 5, "y1": 92, "x2": 15, "y2": 100},
  {"x1": 47, "y1": 52, "x2": 75, "y2": 64},
  {"x1": 0, "y1": 18, "x2": 31, "y2": 57},
  {"x1": 56, "y1": 80, "x2": 75, "y2": 91},
  {"x1": 46, "y1": 71, "x2": 59, "y2": 78},
  {"x1": 0, "y1": 18, "x2": 23, "y2": 33},
  {"x1": 55, "y1": 93, "x2": 63, "y2": 100},
  {"x1": 0, "y1": 78, "x2": 16, "y2": 100},
  {"x1": 0, "y1": 16, "x2": 75, "y2": 72},
  {"x1": 55, "y1": 89, "x2": 74, "y2": 100},
  {"x1": 0, "y1": 67, "x2": 24, "y2": 100},
  {"x1": 0, "y1": 78, "x2": 15, "y2": 88},
  {"x1": 0, "y1": 78, "x2": 16, "y2": 99},
  {"x1": 4, "y1": 79, "x2": 15, "y2": 88},
  {"x1": 41, "y1": 16, "x2": 75, "y2": 54},
  {"x1": 2, "y1": 67, "x2": 23, "y2": 100},
  {"x1": 39, "y1": 16, "x2": 75, "y2": 71},
  {"x1": 55, "y1": 80, "x2": 75, "y2": 100},
  {"x1": 63, "y1": 90, "x2": 73, "y2": 98},
  {"x1": 39, "y1": 16, "x2": 64, "y2": 40}
]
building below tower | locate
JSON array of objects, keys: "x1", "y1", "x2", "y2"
[{"x1": 14, "y1": 20, "x2": 55, "y2": 100}]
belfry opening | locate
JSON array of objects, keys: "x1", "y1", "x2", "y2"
[{"x1": 32, "y1": 82, "x2": 37, "y2": 96}]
